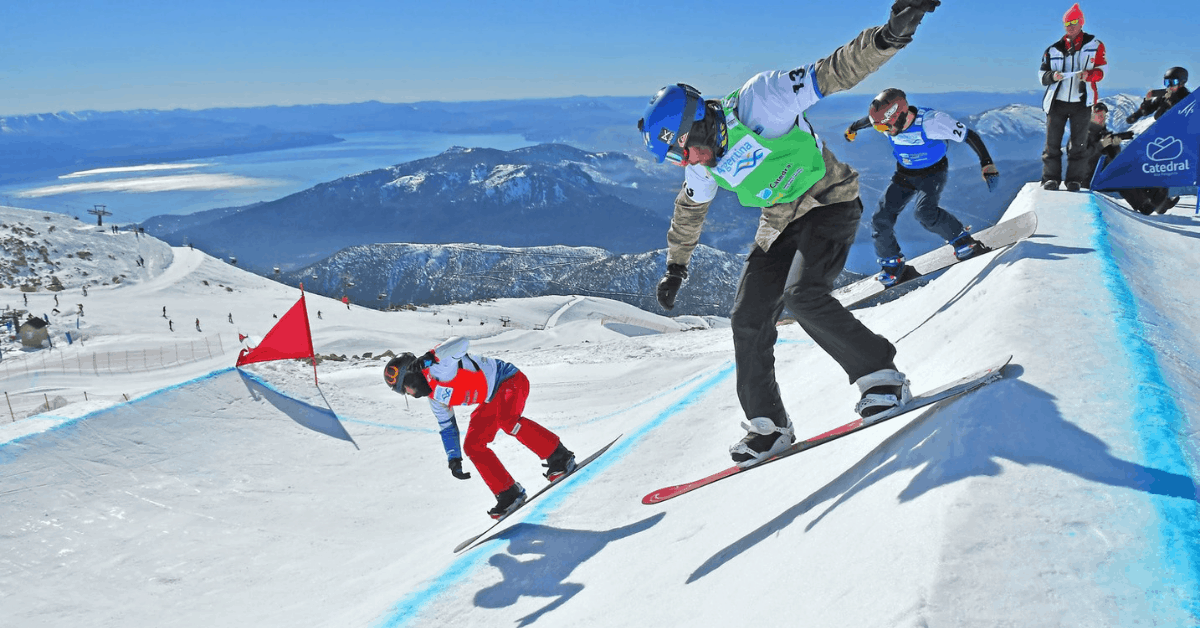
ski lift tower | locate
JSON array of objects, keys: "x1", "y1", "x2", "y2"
[{"x1": 87, "y1": 205, "x2": 112, "y2": 226}]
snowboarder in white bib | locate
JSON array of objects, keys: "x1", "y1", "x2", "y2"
[
  {"x1": 844, "y1": 88, "x2": 999, "y2": 286},
  {"x1": 636, "y1": 0, "x2": 942, "y2": 467}
]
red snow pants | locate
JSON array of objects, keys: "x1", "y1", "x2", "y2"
[{"x1": 462, "y1": 371, "x2": 560, "y2": 495}]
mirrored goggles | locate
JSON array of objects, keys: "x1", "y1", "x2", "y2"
[
  {"x1": 665, "y1": 145, "x2": 689, "y2": 165},
  {"x1": 873, "y1": 110, "x2": 910, "y2": 134},
  {"x1": 1166, "y1": 78, "x2": 1183, "y2": 87},
  {"x1": 1064, "y1": 18, "x2": 1080, "y2": 26},
  {"x1": 385, "y1": 365, "x2": 403, "y2": 391}
]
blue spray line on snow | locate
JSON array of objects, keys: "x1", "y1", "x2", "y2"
[
  {"x1": 1085, "y1": 196, "x2": 1200, "y2": 620},
  {"x1": 374, "y1": 361, "x2": 736, "y2": 628},
  {"x1": 0, "y1": 367, "x2": 234, "y2": 453}
]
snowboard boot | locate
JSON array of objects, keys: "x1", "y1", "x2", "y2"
[
  {"x1": 487, "y1": 482, "x2": 526, "y2": 519},
  {"x1": 950, "y1": 230, "x2": 990, "y2": 261},
  {"x1": 730, "y1": 416, "x2": 796, "y2": 467},
  {"x1": 1155, "y1": 196, "x2": 1180, "y2": 215},
  {"x1": 1042, "y1": 180, "x2": 1060, "y2": 191},
  {"x1": 542, "y1": 443, "x2": 577, "y2": 482},
  {"x1": 1065, "y1": 181, "x2": 1081, "y2": 192},
  {"x1": 854, "y1": 369, "x2": 912, "y2": 418},
  {"x1": 876, "y1": 256, "x2": 907, "y2": 288}
]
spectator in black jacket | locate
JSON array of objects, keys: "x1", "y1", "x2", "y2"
[
  {"x1": 1127, "y1": 67, "x2": 1191, "y2": 124},
  {"x1": 1084, "y1": 102, "x2": 1132, "y2": 181},
  {"x1": 1088, "y1": 103, "x2": 1177, "y2": 215}
]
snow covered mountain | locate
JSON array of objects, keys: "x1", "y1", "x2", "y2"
[
  {"x1": 142, "y1": 144, "x2": 690, "y2": 272},
  {"x1": 2, "y1": 185, "x2": 1197, "y2": 627},
  {"x1": 279, "y1": 242, "x2": 755, "y2": 317}
]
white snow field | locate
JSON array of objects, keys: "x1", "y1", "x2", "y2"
[{"x1": 1, "y1": 186, "x2": 1198, "y2": 627}]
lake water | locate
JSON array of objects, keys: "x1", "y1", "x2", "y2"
[{"x1": 0, "y1": 130, "x2": 534, "y2": 224}]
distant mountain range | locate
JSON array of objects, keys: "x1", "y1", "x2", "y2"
[
  {"x1": 9, "y1": 91, "x2": 1165, "y2": 314},
  {"x1": 278, "y1": 242, "x2": 761, "y2": 317}
]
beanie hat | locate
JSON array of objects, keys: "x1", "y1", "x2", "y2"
[{"x1": 1063, "y1": 3, "x2": 1084, "y2": 25}]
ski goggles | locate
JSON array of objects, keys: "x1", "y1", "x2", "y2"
[
  {"x1": 385, "y1": 365, "x2": 403, "y2": 390},
  {"x1": 663, "y1": 85, "x2": 703, "y2": 166},
  {"x1": 1063, "y1": 18, "x2": 1080, "y2": 26},
  {"x1": 1166, "y1": 78, "x2": 1184, "y2": 87},
  {"x1": 873, "y1": 109, "x2": 911, "y2": 134}
]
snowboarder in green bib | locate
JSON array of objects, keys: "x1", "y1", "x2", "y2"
[{"x1": 637, "y1": 0, "x2": 941, "y2": 467}]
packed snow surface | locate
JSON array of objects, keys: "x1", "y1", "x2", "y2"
[{"x1": 1, "y1": 187, "x2": 1198, "y2": 627}]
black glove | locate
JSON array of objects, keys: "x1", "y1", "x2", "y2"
[
  {"x1": 879, "y1": 0, "x2": 941, "y2": 49},
  {"x1": 1117, "y1": 131, "x2": 1135, "y2": 140},
  {"x1": 656, "y1": 264, "x2": 688, "y2": 310},
  {"x1": 418, "y1": 350, "x2": 438, "y2": 369},
  {"x1": 449, "y1": 457, "x2": 471, "y2": 480},
  {"x1": 1125, "y1": 114, "x2": 1138, "y2": 124}
]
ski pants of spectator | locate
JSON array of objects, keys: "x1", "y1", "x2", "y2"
[
  {"x1": 1042, "y1": 100, "x2": 1093, "y2": 185},
  {"x1": 730, "y1": 198, "x2": 898, "y2": 426},
  {"x1": 462, "y1": 371, "x2": 560, "y2": 495},
  {"x1": 871, "y1": 164, "x2": 965, "y2": 260}
]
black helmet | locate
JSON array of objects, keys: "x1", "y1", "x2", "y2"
[
  {"x1": 1092, "y1": 102, "x2": 1109, "y2": 113},
  {"x1": 1165, "y1": 67, "x2": 1188, "y2": 87},
  {"x1": 868, "y1": 88, "x2": 911, "y2": 135},
  {"x1": 383, "y1": 352, "x2": 432, "y2": 397}
]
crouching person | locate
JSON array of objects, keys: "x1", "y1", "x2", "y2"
[{"x1": 385, "y1": 336, "x2": 576, "y2": 519}]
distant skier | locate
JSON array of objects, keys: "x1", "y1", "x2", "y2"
[
  {"x1": 637, "y1": 0, "x2": 942, "y2": 466},
  {"x1": 1126, "y1": 67, "x2": 1191, "y2": 124},
  {"x1": 844, "y1": 88, "x2": 996, "y2": 286},
  {"x1": 384, "y1": 337, "x2": 577, "y2": 519},
  {"x1": 1039, "y1": 3, "x2": 1107, "y2": 192}
]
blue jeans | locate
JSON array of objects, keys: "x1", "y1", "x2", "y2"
[{"x1": 871, "y1": 165, "x2": 965, "y2": 260}]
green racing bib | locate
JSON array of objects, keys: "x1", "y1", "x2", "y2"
[{"x1": 707, "y1": 100, "x2": 827, "y2": 207}]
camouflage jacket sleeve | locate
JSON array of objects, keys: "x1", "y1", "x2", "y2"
[
  {"x1": 813, "y1": 26, "x2": 900, "y2": 97},
  {"x1": 666, "y1": 182, "x2": 711, "y2": 267}
]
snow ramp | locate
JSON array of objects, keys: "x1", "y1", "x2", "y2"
[{"x1": 1, "y1": 184, "x2": 1198, "y2": 627}]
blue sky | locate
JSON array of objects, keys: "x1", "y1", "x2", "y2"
[{"x1": 2, "y1": 0, "x2": 1196, "y2": 115}]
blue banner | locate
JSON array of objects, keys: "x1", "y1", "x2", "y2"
[{"x1": 1091, "y1": 91, "x2": 1199, "y2": 190}]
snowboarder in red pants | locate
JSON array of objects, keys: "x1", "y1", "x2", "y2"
[{"x1": 385, "y1": 336, "x2": 576, "y2": 519}]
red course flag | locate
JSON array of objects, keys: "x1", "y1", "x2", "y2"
[{"x1": 236, "y1": 288, "x2": 315, "y2": 367}]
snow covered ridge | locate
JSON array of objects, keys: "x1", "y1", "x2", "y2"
[
  {"x1": 278, "y1": 241, "x2": 765, "y2": 317},
  {"x1": 0, "y1": 206, "x2": 173, "y2": 291},
  {"x1": 965, "y1": 93, "x2": 1143, "y2": 140},
  {"x1": 147, "y1": 144, "x2": 681, "y2": 271}
]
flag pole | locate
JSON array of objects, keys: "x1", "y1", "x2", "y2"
[{"x1": 300, "y1": 283, "x2": 319, "y2": 386}]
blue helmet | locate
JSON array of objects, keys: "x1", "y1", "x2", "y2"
[{"x1": 637, "y1": 84, "x2": 705, "y2": 164}]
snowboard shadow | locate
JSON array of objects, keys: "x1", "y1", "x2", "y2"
[
  {"x1": 1008, "y1": 236, "x2": 1094, "y2": 262},
  {"x1": 474, "y1": 513, "x2": 665, "y2": 626},
  {"x1": 688, "y1": 369, "x2": 1196, "y2": 583}
]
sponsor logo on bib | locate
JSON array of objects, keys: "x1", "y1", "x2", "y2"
[{"x1": 714, "y1": 136, "x2": 771, "y2": 186}]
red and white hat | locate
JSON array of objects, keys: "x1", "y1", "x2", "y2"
[{"x1": 1063, "y1": 3, "x2": 1084, "y2": 26}]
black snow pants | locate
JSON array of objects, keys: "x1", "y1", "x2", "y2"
[
  {"x1": 1042, "y1": 100, "x2": 1093, "y2": 185},
  {"x1": 730, "y1": 198, "x2": 898, "y2": 425}
]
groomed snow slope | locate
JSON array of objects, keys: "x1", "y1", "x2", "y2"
[{"x1": 1, "y1": 186, "x2": 1197, "y2": 627}]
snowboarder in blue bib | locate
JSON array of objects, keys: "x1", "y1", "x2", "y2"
[
  {"x1": 637, "y1": 0, "x2": 943, "y2": 467},
  {"x1": 844, "y1": 88, "x2": 999, "y2": 286}
]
